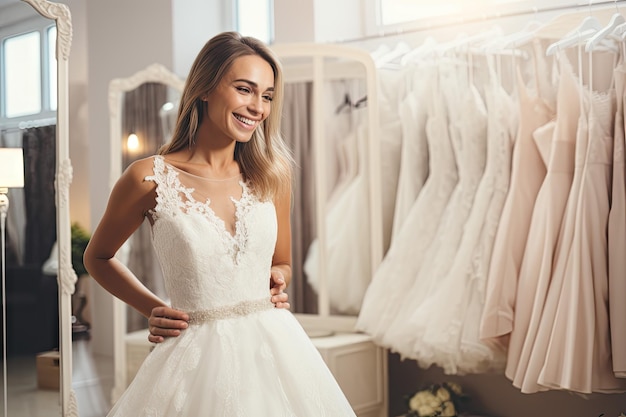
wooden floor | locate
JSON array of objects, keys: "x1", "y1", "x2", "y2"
[{"x1": 0, "y1": 339, "x2": 113, "y2": 417}]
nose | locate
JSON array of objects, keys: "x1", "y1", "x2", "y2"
[{"x1": 247, "y1": 95, "x2": 263, "y2": 115}]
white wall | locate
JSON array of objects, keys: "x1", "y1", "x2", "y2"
[{"x1": 84, "y1": 0, "x2": 174, "y2": 356}]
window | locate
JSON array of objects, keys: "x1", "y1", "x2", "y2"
[
  {"x1": 0, "y1": 16, "x2": 56, "y2": 126},
  {"x1": 236, "y1": 0, "x2": 273, "y2": 44},
  {"x1": 375, "y1": 0, "x2": 587, "y2": 32}
]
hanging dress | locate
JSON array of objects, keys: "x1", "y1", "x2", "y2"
[
  {"x1": 391, "y1": 64, "x2": 432, "y2": 238},
  {"x1": 357, "y1": 63, "x2": 458, "y2": 344},
  {"x1": 479, "y1": 47, "x2": 555, "y2": 350},
  {"x1": 506, "y1": 52, "x2": 581, "y2": 393},
  {"x1": 408, "y1": 57, "x2": 515, "y2": 375},
  {"x1": 534, "y1": 51, "x2": 626, "y2": 394},
  {"x1": 608, "y1": 60, "x2": 626, "y2": 379},
  {"x1": 380, "y1": 61, "x2": 489, "y2": 363}
]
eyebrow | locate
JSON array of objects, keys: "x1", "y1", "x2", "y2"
[{"x1": 234, "y1": 78, "x2": 275, "y2": 92}]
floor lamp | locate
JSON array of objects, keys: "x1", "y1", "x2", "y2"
[{"x1": 0, "y1": 148, "x2": 24, "y2": 417}]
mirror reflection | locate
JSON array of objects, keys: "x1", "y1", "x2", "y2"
[
  {"x1": 0, "y1": 0, "x2": 60, "y2": 416},
  {"x1": 120, "y1": 82, "x2": 181, "y2": 335}
]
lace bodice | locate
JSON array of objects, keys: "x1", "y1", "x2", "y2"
[{"x1": 145, "y1": 156, "x2": 277, "y2": 313}]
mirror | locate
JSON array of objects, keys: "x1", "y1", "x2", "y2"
[
  {"x1": 107, "y1": 63, "x2": 184, "y2": 402},
  {"x1": 0, "y1": 0, "x2": 73, "y2": 416},
  {"x1": 270, "y1": 45, "x2": 382, "y2": 328}
]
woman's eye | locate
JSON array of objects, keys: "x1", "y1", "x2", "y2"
[
  {"x1": 236, "y1": 86, "x2": 251, "y2": 94},
  {"x1": 263, "y1": 95, "x2": 273, "y2": 102}
]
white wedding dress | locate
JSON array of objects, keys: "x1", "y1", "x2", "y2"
[{"x1": 107, "y1": 156, "x2": 356, "y2": 417}]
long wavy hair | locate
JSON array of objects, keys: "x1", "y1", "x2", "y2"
[{"x1": 159, "y1": 31, "x2": 292, "y2": 201}]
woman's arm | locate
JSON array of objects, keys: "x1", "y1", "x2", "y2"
[
  {"x1": 270, "y1": 179, "x2": 292, "y2": 308},
  {"x1": 83, "y1": 158, "x2": 167, "y2": 318}
]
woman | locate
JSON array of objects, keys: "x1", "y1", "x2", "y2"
[{"x1": 84, "y1": 31, "x2": 356, "y2": 416}]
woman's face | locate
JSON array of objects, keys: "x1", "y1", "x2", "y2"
[{"x1": 204, "y1": 54, "x2": 275, "y2": 144}]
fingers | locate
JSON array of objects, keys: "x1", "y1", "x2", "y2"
[
  {"x1": 151, "y1": 306, "x2": 189, "y2": 322},
  {"x1": 271, "y1": 291, "x2": 290, "y2": 309},
  {"x1": 274, "y1": 301, "x2": 290, "y2": 309},
  {"x1": 269, "y1": 270, "x2": 287, "y2": 293},
  {"x1": 148, "y1": 306, "x2": 189, "y2": 344}
]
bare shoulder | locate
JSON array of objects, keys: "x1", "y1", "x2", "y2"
[
  {"x1": 110, "y1": 156, "x2": 159, "y2": 212},
  {"x1": 123, "y1": 156, "x2": 158, "y2": 181}
]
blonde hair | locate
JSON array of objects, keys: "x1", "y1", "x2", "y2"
[{"x1": 159, "y1": 31, "x2": 292, "y2": 201}]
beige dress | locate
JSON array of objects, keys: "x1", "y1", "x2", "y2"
[
  {"x1": 608, "y1": 63, "x2": 626, "y2": 379},
  {"x1": 505, "y1": 54, "x2": 580, "y2": 393},
  {"x1": 479, "y1": 60, "x2": 554, "y2": 348}
]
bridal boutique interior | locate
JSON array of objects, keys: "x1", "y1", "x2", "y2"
[{"x1": 2, "y1": 0, "x2": 626, "y2": 416}]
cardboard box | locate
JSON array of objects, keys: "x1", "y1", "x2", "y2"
[{"x1": 36, "y1": 350, "x2": 60, "y2": 390}]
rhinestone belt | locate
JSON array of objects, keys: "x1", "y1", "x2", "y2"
[{"x1": 186, "y1": 298, "x2": 274, "y2": 324}]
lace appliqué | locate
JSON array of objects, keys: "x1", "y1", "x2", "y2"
[
  {"x1": 187, "y1": 298, "x2": 274, "y2": 323},
  {"x1": 145, "y1": 156, "x2": 256, "y2": 265}
]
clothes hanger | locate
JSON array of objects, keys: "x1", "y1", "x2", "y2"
[
  {"x1": 585, "y1": 12, "x2": 625, "y2": 52},
  {"x1": 400, "y1": 36, "x2": 438, "y2": 66},
  {"x1": 484, "y1": 19, "x2": 543, "y2": 52},
  {"x1": 545, "y1": 15, "x2": 603, "y2": 56},
  {"x1": 435, "y1": 26, "x2": 503, "y2": 57},
  {"x1": 375, "y1": 41, "x2": 412, "y2": 68}
]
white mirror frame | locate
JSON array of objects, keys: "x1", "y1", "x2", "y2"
[
  {"x1": 19, "y1": 0, "x2": 76, "y2": 416},
  {"x1": 107, "y1": 63, "x2": 185, "y2": 403}
]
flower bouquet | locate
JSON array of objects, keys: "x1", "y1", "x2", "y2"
[{"x1": 398, "y1": 381, "x2": 468, "y2": 417}]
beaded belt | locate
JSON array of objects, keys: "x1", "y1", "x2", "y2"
[{"x1": 186, "y1": 298, "x2": 274, "y2": 324}]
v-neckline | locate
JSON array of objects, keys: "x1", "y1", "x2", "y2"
[{"x1": 163, "y1": 159, "x2": 249, "y2": 241}]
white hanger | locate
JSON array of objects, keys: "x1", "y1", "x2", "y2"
[
  {"x1": 545, "y1": 15, "x2": 602, "y2": 56},
  {"x1": 436, "y1": 26, "x2": 503, "y2": 56},
  {"x1": 399, "y1": 36, "x2": 438, "y2": 65},
  {"x1": 369, "y1": 44, "x2": 392, "y2": 62},
  {"x1": 585, "y1": 12, "x2": 625, "y2": 52},
  {"x1": 375, "y1": 41, "x2": 412, "y2": 68},
  {"x1": 485, "y1": 19, "x2": 543, "y2": 52}
]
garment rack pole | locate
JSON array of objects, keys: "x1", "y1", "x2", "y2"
[{"x1": 341, "y1": 0, "x2": 626, "y2": 42}]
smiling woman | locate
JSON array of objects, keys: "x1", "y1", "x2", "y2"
[{"x1": 86, "y1": 31, "x2": 358, "y2": 416}]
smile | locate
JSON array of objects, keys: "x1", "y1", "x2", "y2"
[{"x1": 234, "y1": 114, "x2": 256, "y2": 126}]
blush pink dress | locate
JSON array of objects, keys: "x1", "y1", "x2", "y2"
[
  {"x1": 505, "y1": 53, "x2": 581, "y2": 393},
  {"x1": 608, "y1": 62, "x2": 626, "y2": 379},
  {"x1": 535, "y1": 53, "x2": 626, "y2": 393},
  {"x1": 479, "y1": 52, "x2": 555, "y2": 349}
]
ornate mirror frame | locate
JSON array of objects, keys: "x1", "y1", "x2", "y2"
[
  {"x1": 107, "y1": 63, "x2": 185, "y2": 402},
  {"x1": 18, "y1": 0, "x2": 76, "y2": 416}
]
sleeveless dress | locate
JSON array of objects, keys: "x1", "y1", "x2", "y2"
[
  {"x1": 479, "y1": 55, "x2": 554, "y2": 349},
  {"x1": 506, "y1": 54, "x2": 581, "y2": 393},
  {"x1": 608, "y1": 62, "x2": 626, "y2": 379},
  {"x1": 380, "y1": 66, "x2": 488, "y2": 364},
  {"x1": 356, "y1": 64, "x2": 458, "y2": 344},
  {"x1": 405, "y1": 62, "x2": 514, "y2": 375},
  {"x1": 106, "y1": 156, "x2": 357, "y2": 417},
  {"x1": 534, "y1": 56, "x2": 626, "y2": 394}
]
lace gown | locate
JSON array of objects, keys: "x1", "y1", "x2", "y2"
[
  {"x1": 107, "y1": 156, "x2": 356, "y2": 417},
  {"x1": 356, "y1": 65, "x2": 458, "y2": 344}
]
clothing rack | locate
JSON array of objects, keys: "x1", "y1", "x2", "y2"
[{"x1": 342, "y1": 0, "x2": 626, "y2": 43}]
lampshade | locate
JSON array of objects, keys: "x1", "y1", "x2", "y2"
[{"x1": 0, "y1": 148, "x2": 25, "y2": 189}]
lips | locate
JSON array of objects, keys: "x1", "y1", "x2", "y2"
[{"x1": 233, "y1": 113, "x2": 256, "y2": 126}]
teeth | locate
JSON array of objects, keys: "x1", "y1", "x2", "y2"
[{"x1": 234, "y1": 114, "x2": 255, "y2": 126}]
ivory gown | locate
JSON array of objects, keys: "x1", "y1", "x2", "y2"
[{"x1": 107, "y1": 156, "x2": 357, "y2": 417}]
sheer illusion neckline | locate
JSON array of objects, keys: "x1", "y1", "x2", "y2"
[
  {"x1": 162, "y1": 158, "x2": 242, "y2": 182},
  {"x1": 149, "y1": 156, "x2": 254, "y2": 245}
]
